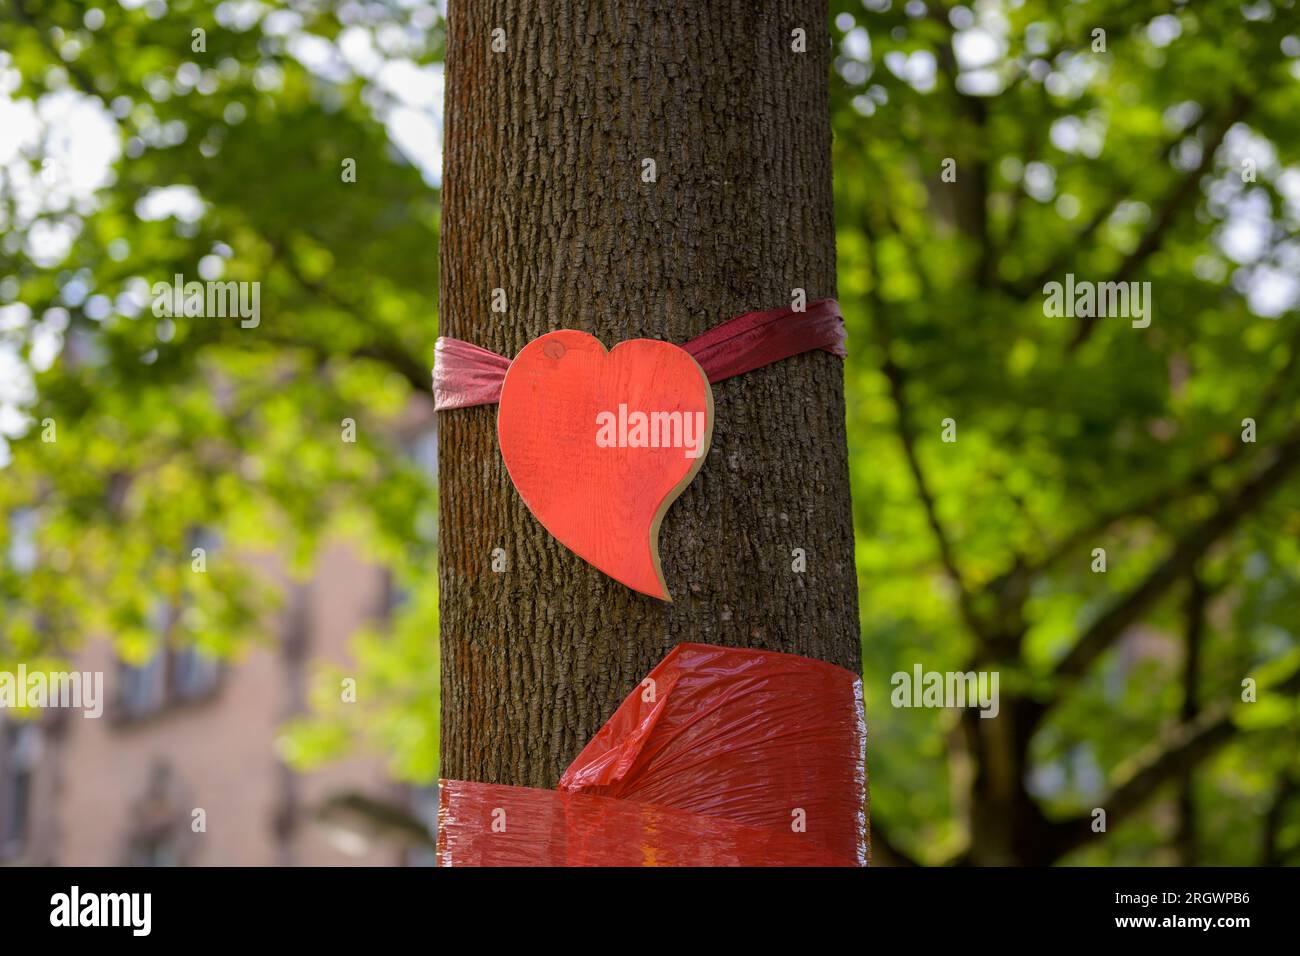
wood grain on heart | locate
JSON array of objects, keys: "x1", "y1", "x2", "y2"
[{"x1": 498, "y1": 331, "x2": 714, "y2": 600}]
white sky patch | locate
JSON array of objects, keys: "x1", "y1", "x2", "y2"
[
  {"x1": 1045, "y1": 53, "x2": 1103, "y2": 100},
  {"x1": 1162, "y1": 100, "x2": 1202, "y2": 134},
  {"x1": 1242, "y1": 264, "x2": 1300, "y2": 317},
  {"x1": 1277, "y1": 168, "x2": 1300, "y2": 226},
  {"x1": 25, "y1": 219, "x2": 81, "y2": 268},
  {"x1": 28, "y1": 317, "x2": 63, "y2": 369},
  {"x1": 288, "y1": 31, "x2": 352, "y2": 83},
  {"x1": 954, "y1": 28, "x2": 1002, "y2": 70},
  {"x1": 214, "y1": 0, "x2": 267, "y2": 32},
  {"x1": 115, "y1": 277, "x2": 154, "y2": 318},
  {"x1": 375, "y1": 60, "x2": 444, "y2": 185},
  {"x1": 0, "y1": 400, "x2": 30, "y2": 438},
  {"x1": 951, "y1": 5, "x2": 1010, "y2": 96},
  {"x1": 1049, "y1": 114, "x2": 1106, "y2": 158},
  {"x1": 1217, "y1": 190, "x2": 1273, "y2": 265},
  {"x1": 262, "y1": 9, "x2": 303, "y2": 37},
  {"x1": 1050, "y1": 117, "x2": 1081, "y2": 152},
  {"x1": 842, "y1": 27, "x2": 871, "y2": 62},
  {"x1": 1223, "y1": 124, "x2": 1279, "y2": 178},
  {"x1": 339, "y1": 26, "x2": 385, "y2": 77},
  {"x1": 38, "y1": 92, "x2": 121, "y2": 197},
  {"x1": 1023, "y1": 161, "x2": 1057, "y2": 202},
  {"x1": 0, "y1": 302, "x2": 32, "y2": 332},
  {"x1": 0, "y1": 342, "x2": 34, "y2": 399},
  {"x1": 388, "y1": 104, "x2": 442, "y2": 185},
  {"x1": 283, "y1": 23, "x2": 444, "y2": 185},
  {"x1": 0, "y1": 88, "x2": 120, "y2": 239},
  {"x1": 884, "y1": 50, "x2": 936, "y2": 93},
  {"x1": 1147, "y1": 15, "x2": 1183, "y2": 48},
  {"x1": 135, "y1": 184, "x2": 206, "y2": 223},
  {"x1": 0, "y1": 97, "x2": 38, "y2": 164},
  {"x1": 377, "y1": 59, "x2": 440, "y2": 107},
  {"x1": 956, "y1": 69, "x2": 1003, "y2": 96}
]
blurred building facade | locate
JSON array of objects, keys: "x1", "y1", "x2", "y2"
[{"x1": 0, "y1": 419, "x2": 438, "y2": 867}]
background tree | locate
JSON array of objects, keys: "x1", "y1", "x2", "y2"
[
  {"x1": 831, "y1": 0, "x2": 1300, "y2": 865},
  {"x1": 1, "y1": 0, "x2": 1298, "y2": 865}
]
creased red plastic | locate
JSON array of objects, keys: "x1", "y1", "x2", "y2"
[
  {"x1": 431, "y1": 299, "x2": 847, "y2": 411},
  {"x1": 437, "y1": 643, "x2": 867, "y2": 867},
  {"x1": 436, "y1": 780, "x2": 854, "y2": 866}
]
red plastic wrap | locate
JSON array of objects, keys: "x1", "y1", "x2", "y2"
[
  {"x1": 438, "y1": 643, "x2": 867, "y2": 867},
  {"x1": 436, "y1": 781, "x2": 855, "y2": 866}
]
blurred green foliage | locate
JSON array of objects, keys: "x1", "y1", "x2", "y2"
[
  {"x1": 2, "y1": 0, "x2": 1298, "y2": 864},
  {"x1": 830, "y1": 0, "x2": 1300, "y2": 864},
  {"x1": 0, "y1": 0, "x2": 442, "y2": 787}
]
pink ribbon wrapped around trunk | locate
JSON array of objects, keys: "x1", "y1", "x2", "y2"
[
  {"x1": 432, "y1": 298, "x2": 847, "y2": 411},
  {"x1": 431, "y1": 336, "x2": 515, "y2": 411}
]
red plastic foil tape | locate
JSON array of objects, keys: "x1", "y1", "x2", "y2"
[{"x1": 437, "y1": 643, "x2": 867, "y2": 866}]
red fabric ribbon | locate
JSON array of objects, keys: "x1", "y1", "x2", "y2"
[
  {"x1": 432, "y1": 336, "x2": 514, "y2": 411},
  {"x1": 432, "y1": 298, "x2": 847, "y2": 411}
]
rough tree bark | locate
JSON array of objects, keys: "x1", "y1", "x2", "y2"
[{"x1": 438, "y1": 1, "x2": 861, "y2": 794}]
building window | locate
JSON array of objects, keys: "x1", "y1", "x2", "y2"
[
  {"x1": 117, "y1": 646, "x2": 222, "y2": 722},
  {"x1": 117, "y1": 602, "x2": 222, "y2": 723},
  {"x1": 0, "y1": 722, "x2": 40, "y2": 861},
  {"x1": 7, "y1": 508, "x2": 39, "y2": 573},
  {"x1": 172, "y1": 645, "x2": 220, "y2": 702},
  {"x1": 119, "y1": 650, "x2": 169, "y2": 720}
]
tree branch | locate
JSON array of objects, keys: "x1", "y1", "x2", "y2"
[
  {"x1": 1175, "y1": 571, "x2": 1209, "y2": 865},
  {"x1": 1069, "y1": 91, "x2": 1252, "y2": 350},
  {"x1": 878, "y1": 352, "x2": 987, "y2": 637},
  {"x1": 1048, "y1": 707, "x2": 1235, "y2": 861},
  {"x1": 1045, "y1": 668, "x2": 1300, "y2": 862},
  {"x1": 1026, "y1": 323, "x2": 1300, "y2": 578},
  {"x1": 927, "y1": 7, "x2": 995, "y2": 288},
  {"x1": 861, "y1": 214, "x2": 988, "y2": 644},
  {"x1": 269, "y1": 242, "x2": 433, "y2": 396},
  {"x1": 1051, "y1": 424, "x2": 1300, "y2": 685},
  {"x1": 1014, "y1": 114, "x2": 1205, "y2": 300},
  {"x1": 1261, "y1": 773, "x2": 1300, "y2": 866}
]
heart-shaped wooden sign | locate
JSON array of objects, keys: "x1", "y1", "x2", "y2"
[{"x1": 498, "y1": 331, "x2": 714, "y2": 600}]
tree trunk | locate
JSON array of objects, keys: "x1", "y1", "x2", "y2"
[{"x1": 438, "y1": 0, "x2": 860, "y2": 792}]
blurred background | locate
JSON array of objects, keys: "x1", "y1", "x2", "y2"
[{"x1": 0, "y1": 0, "x2": 1298, "y2": 866}]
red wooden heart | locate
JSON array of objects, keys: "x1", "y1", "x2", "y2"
[{"x1": 498, "y1": 331, "x2": 714, "y2": 600}]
